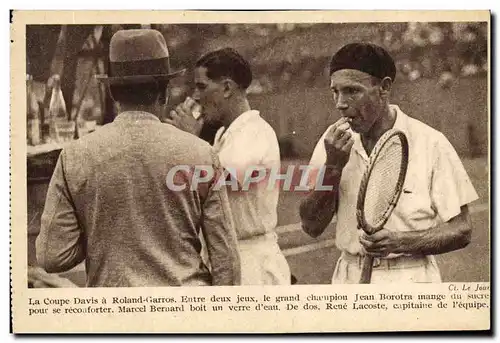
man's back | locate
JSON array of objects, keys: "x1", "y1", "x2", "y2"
[{"x1": 37, "y1": 111, "x2": 233, "y2": 287}]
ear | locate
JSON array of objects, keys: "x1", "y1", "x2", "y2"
[
  {"x1": 379, "y1": 77, "x2": 392, "y2": 99},
  {"x1": 222, "y1": 78, "x2": 238, "y2": 99}
]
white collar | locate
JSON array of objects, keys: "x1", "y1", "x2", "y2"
[
  {"x1": 214, "y1": 110, "x2": 260, "y2": 148},
  {"x1": 352, "y1": 104, "x2": 409, "y2": 160}
]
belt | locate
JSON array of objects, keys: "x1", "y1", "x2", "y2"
[
  {"x1": 341, "y1": 251, "x2": 427, "y2": 270},
  {"x1": 238, "y1": 231, "x2": 278, "y2": 244}
]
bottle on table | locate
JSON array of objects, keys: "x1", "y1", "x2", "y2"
[
  {"x1": 26, "y1": 74, "x2": 41, "y2": 146},
  {"x1": 48, "y1": 75, "x2": 74, "y2": 143}
]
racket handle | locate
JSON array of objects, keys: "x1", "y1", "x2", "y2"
[{"x1": 359, "y1": 256, "x2": 374, "y2": 284}]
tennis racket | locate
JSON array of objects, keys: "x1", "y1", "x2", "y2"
[{"x1": 356, "y1": 128, "x2": 409, "y2": 284}]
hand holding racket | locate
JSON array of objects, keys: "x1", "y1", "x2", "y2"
[{"x1": 355, "y1": 128, "x2": 409, "y2": 284}]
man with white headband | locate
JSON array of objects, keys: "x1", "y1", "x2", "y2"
[{"x1": 300, "y1": 42, "x2": 478, "y2": 284}]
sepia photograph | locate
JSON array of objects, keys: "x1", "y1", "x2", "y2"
[
  {"x1": 25, "y1": 19, "x2": 489, "y2": 287},
  {"x1": 11, "y1": 10, "x2": 491, "y2": 333}
]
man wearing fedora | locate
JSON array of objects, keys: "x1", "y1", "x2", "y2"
[
  {"x1": 36, "y1": 29, "x2": 241, "y2": 287},
  {"x1": 167, "y1": 48, "x2": 291, "y2": 285}
]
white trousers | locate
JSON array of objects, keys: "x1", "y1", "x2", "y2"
[
  {"x1": 238, "y1": 233, "x2": 291, "y2": 285},
  {"x1": 332, "y1": 252, "x2": 442, "y2": 284},
  {"x1": 201, "y1": 232, "x2": 291, "y2": 285}
]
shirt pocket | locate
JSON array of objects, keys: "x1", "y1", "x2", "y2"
[{"x1": 395, "y1": 177, "x2": 434, "y2": 221}]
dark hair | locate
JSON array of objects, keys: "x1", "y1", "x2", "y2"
[
  {"x1": 110, "y1": 81, "x2": 167, "y2": 105},
  {"x1": 195, "y1": 48, "x2": 252, "y2": 90}
]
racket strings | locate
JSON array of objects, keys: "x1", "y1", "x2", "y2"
[{"x1": 363, "y1": 138, "x2": 404, "y2": 227}]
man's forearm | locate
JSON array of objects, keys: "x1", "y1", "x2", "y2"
[
  {"x1": 202, "y1": 182, "x2": 241, "y2": 286},
  {"x1": 36, "y1": 154, "x2": 85, "y2": 273},
  {"x1": 299, "y1": 167, "x2": 342, "y2": 238},
  {"x1": 395, "y1": 206, "x2": 472, "y2": 255},
  {"x1": 211, "y1": 249, "x2": 241, "y2": 286},
  {"x1": 36, "y1": 224, "x2": 85, "y2": 273}
]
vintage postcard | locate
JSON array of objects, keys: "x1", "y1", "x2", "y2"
[{"x1": 10, "y1": 10, "x2": 490, "y2": 333}]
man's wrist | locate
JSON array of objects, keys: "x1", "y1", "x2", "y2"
[
  {"x1": 324, "y1": 165, "x2": 343, "y2": 177},
  {"x1": 322, "y1": 165, "x2": 343, "y2": 186},
  {"x1": 393, "y1": 231, "x2": 417, "y2": 255}
]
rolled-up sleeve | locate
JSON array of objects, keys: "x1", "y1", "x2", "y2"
[
  {"x1": 36, "y1": 150, "x2": 85, "y2": 273},
  {"x1": 200, "y1": 152, "x2": 241, "y2": 286},
  {"x1": 431, "y1": 134, "x2": 479, "y2": 222}
]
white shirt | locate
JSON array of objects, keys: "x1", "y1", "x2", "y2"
[
  {"x1": 215, "y1": 110, "x2": 280, "y2": 240},
  {"x1": 309, "y1": 105, "x2": 479, "y2": 255}
]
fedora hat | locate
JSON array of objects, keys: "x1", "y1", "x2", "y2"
[{"x1": 95, "y1": 29, "x2": 185, "y2": 85}]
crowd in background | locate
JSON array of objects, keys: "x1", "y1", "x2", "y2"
[
  {"x1": 26, "y1": 22, "x2": 488, "y2": 158},
  {"x1": 208, "y1": 22, "x2": 488, "y2": 94},
  {"x1": 71, "y1": 22, "x2": 488, "y2": 98}
]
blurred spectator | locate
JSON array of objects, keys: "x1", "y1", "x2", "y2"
[{"x1": 261, "y1": 22, "x2": 485, "y2": 89}]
